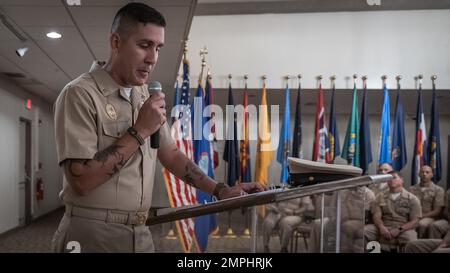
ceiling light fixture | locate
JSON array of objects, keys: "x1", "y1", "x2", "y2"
[
  {"x1": 46, "y1": 32, "x2": 62, "y2": 39},
  {"x1": 66, "y1": 0, "x2": 81, "y2": 6},
  {"x1": 16, "y1": 47, "x2": 28, "y2": 58}
]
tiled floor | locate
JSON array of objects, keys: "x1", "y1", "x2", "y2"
[{"x1": 0, "y1": 208, "x2": 305, "y2": 253}]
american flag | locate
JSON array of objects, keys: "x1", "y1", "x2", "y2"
[{"x1": 162, "y1": 59, "x2": 197, "y2": 252}]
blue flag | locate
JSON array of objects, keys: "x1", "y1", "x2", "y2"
[
  {"x1": 428, "y1": 85, "x2": 441, "y2": 183},
  {"x1": 328, "y1": 82, "x2": 340, "y2": 163},
  {"x1": 192, "y1": 84, "x2": 216, "y2": 253},
  {"x1": 277, "y1": 84, "x2": 290, "y2": 183},
  {"x1": 223, "y1": 83, "x2": 240, "y2": 187},
  {"x1": 391, "y1": 88, "x2": 407, "y2": 171},
  {"x1": 359, "y1": 82, "x2": 372, "y2": 174},
  {"x1": 292, "y1": 82, "x2": 303, "y2": 158},
  {"x1": 378, "y1": 85, "x2": 391, "y2": 165}
]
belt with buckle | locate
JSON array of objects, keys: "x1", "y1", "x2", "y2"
[{"x1": 65, "y1": 204, "x2": 148, "y2": 226}]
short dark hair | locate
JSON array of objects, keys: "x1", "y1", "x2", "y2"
[
  {"x1": 388, "y1": 170, "x2": 403, "y2": 179},
  {"x1": 111, "y1": 3, "x2": 166, "y2": 35}
]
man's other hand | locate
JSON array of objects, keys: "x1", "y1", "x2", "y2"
[{"x1": 218, "y1": 182, "x2": 266, "y2": 200}]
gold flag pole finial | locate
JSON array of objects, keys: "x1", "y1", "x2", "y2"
[
  {"x1": 418, "y1": 74, "x2": 423, "y2": 88},
  {"x1": 183, "y1": 38, "x2": 188, "y2": 60},
  {"x1": 396, "y1": 75, "x2": 402, "y2": 89},
  {"x1": 244, "y1": 74, "x2": 248, "y2": 88},
  {"x1": 198, "y1": 47, "x2": 208, "y2": 85},
  {"x1": 285, "y1": 75, "x2": 290, "y2": 87},
  {"x1": 431, "y1": 75, "x2": 437, "y2": 89},
  {"x1": 207, "y1": 69, "x2": 212, "y2": 80},
  {"x1": 353, "y1": 74, "x2": 358, "y2": 87},
  {"x1": 362, "y1": 75, "x2": 367, "y2": 89},
  {"x1": 297, "y1": 74, "x2": 302, "y2": 87},
  {"x1": 381, "y1": 75, "x2": 387, "y2": 87},
  {"x1": 316, "y1": 75, "x2": 322, "y2": 88},
  {"x1": 262, "y1": 75, "x2": 266, "y2": 88},
  {"x1": 330, "y1": 75, "x2": 336, "y2": 88}
]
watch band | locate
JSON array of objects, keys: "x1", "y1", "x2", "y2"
[{"x1": 127, "y1": 126, "x2": 145, "y2": 145}]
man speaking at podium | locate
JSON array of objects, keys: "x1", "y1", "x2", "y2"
[{"x1": 52, "y1": 2, "x2": 263, "y2": 253}]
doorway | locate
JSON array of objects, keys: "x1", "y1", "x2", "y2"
[{"x1": 19, "y1": 118, "x2": 32, "y2": 226}]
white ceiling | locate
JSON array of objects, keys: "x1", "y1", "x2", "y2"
[{"x1": 0, "y1": 0, "x2": 196, "y2": 102}]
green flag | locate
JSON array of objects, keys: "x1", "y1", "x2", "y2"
[{"x1": 342, "y1": 84, "x2": 360, "y2": 167}]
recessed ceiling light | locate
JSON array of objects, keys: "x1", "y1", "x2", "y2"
[{"x1": 46, "y1": 32, "x2": 62, "y2": 39}]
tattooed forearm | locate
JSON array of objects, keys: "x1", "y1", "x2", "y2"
[
  {"x1": 66, "y1": 159, "x2": 88, "y2": 178},
  {"x1": 94, "y1": 144, "x2": 122, "y2": 164},
  {"x1": 93, "y1": 144, "x2": 130, "y2": 177},
  {"x1": 182, "y1": 161, "x2": 206, "y2": 187}
]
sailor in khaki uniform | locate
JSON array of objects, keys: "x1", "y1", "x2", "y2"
[
  {"x1": 428, "y1": 188, "x2": 450, "y2": 239},
  {"x1": 408, "y1": 165, "x2": 445, "y2": 238},
  {"x1": 340, "y1": 187, "x2": 375, "y2": 252},
  {"x1": 405, "y1": 227, "x2": 450, "y2": 253},
  {"x1": 277, "y1": 196, "x2": 314, "y2": 252},
  {"x1": 365, "y1": 171, "x2": 422, "y2": 250},
  {"x1": 262, "y1": 197, "x2": 313, "y2": 253},
  {"x1": 51, "y1": 3, "x2": 263, "y2": 253},
  {"x1": 285, "y1": 158, "x2": 364, "y2": 253},
  {"x1": 369, "y1": 163, "x2": 393, "y2": 196}
]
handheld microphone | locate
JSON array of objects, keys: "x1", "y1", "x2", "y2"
[{"x1": 148, "y1": 81, "x2": 163, "y2": 149}]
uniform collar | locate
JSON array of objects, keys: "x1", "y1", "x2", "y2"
[
  {"x1": 89, "y1": 61, "x2": 146, "y2": 99},
  {"x1": 399, "y1": 188, "x2": 410, "y2": 198}
]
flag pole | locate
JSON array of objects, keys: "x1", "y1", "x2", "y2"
[
  {"x1": 431, "y1": 75, "x2": 437, "y2": 90},
  {"x1": 316, "y1": 75, "x2": 322, "y2": 88},
  {"x1": 418, "y1": 74, "x2": 423, "y2": 90},
  {"x1": 330, "y1": 75, "x2": 336, "y2": 89},
  {"x1": 396, "y1": 75, "x2": 402, "y2": 90},
  {"x1": 381, "y1": 75, "x2": 387, "y2": 89},
  {"x1": 242, "y1": 74, "x2": 251, "y2": 238},
  {"x1": 198, "y1": 47, "x2": 208, "y2": 87},
  {"x1": 207, "y1": 70, "x2": 222, "y2": 239},
  {"x1": 225, "y1": 73, "x2": 237, "y2": 239}
]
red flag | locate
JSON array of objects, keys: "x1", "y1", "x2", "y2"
[{"x1": 312, "y1": 84, "x2": 330, "y2": 162}]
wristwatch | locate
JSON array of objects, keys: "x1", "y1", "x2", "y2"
[
  {"x1": 127, "y1": 126, "x2": 145, "y2": 145},
  {"x1": 398, "y1": 226, "x2": 404, "y2": 232},
  {"x1": 213, "y1": 182, "x2": 228, "y2": 200}
]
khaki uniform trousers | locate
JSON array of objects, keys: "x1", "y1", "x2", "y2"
[
  {"x1": 278, "y1": 215, "x2": 303, "y2": 249},
  {"x1": 428, "y1": 219, "x2": 449, "y2": 239},
  {"x1": 51, "y1": 206, "x2": 154, "y2": 253},
  {"x1": 364, "y1": 224, "x2": 417, "y2": 250},
  {"x1": 341, "y1": 220, "x2": 365, "y2": 253},
  {"x1": 417, "y1": 217, "x2": 437, "y2": 238},
  {"x1": 262, "y1": 212, "x2": 282, "y2": 247},
  {"x1": 405, "y1": 239, "x2": 450, "y2": 253},
  {"x1": 308, "y1": 217, "x2": 330, "y2": 253}
]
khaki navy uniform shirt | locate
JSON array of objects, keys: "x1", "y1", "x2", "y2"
[
  {"x1": 54, "y1": 66, "x2": 174, "y2": 212},
  {"x1": 341, "y1": 187, "x2": 375, "y2": 222},
  {"x1": 409, "y1": 183, "x2": 445, "y2": 214},
  {"x1": 372, "y1": 188, "x2": 422, "y2": 228}
]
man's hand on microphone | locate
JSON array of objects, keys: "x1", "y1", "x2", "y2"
[{"x1": 134, "y1": 92, "x2": 166, "y2": 139}]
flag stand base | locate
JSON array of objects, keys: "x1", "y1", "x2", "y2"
[
  {"x1": 165, "y1": 228, "x2": 177, "y2": 240},
  {"x1": 240, "y1": 228, "x2": 251, "y2": 238},
  {"x1": 224, "y1": 227, "x2": 237, "y2": 238}
]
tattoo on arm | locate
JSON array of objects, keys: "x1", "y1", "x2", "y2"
[
  {"x1": 65, "y1": 159, "x2": 88, "y2": 178},
  {"x1": 93, "y1": 144, "x2": 128, "y2": 177},
  {"x1": 182, "y1": 161, "x2": 205, "y2": 187}
]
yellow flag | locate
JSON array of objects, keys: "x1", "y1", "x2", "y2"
[{"x1": 254, "y1": 83, "x2": 274, "y2": 217}]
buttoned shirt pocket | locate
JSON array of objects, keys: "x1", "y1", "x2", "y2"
[{"x1": 100, "y1": 120, "x2": 131, "y2": 149}]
